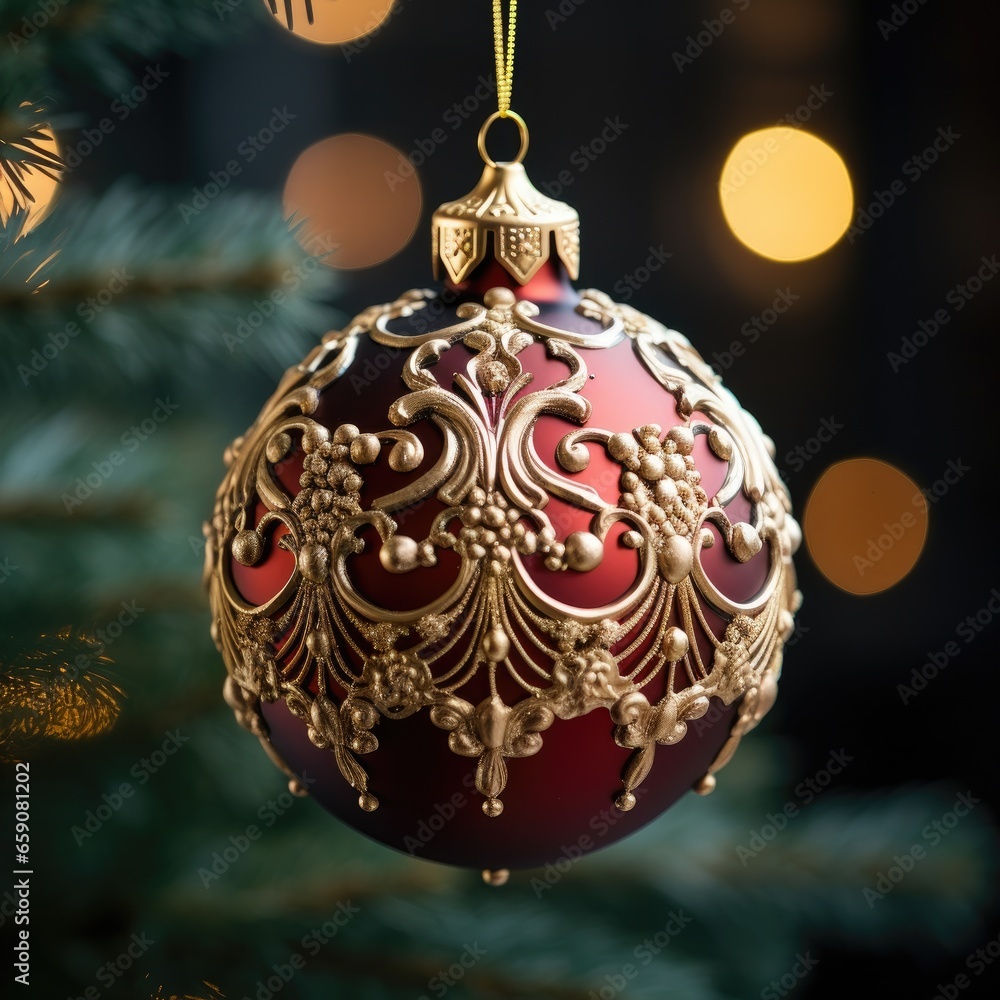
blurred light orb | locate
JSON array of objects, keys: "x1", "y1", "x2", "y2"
[
  {"x1": 0, "y1": 122, "x2": 61, "y2": 232},
  {"x1": 719, "y1": 127, "x2": 853, "y2": 262},
  {"x1": 283, "y1": 133, "x2": 422, "y2": 270},
  {"x1": 804, "y1": 458, "x2": 928, "y2": 595},
  {"x1": 261, "y1": 0, "x2": 396, "y2": 45},
  {"x1": 733, "y1": 0, "x2": 845, "y2": 59}
]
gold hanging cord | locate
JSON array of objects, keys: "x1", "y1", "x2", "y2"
[
  {"x1": 480, "y1": 0, "x2": 528, "y2": 166},
  {"x1": 493, "y1": 0, "x2": 517, "y2": 118}
]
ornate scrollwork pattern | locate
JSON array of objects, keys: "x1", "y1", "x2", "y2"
[{"x1": 206, "y1": 286, "x2": 800, "y2": 816}]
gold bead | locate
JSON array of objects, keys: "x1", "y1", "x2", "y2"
[
  {"x1": 668, "y1": 425, "x2": 695, "y2": 455},
  {"x1": 663, "y1": 453, "x2": 686, "y2": 480},
  {"x1": 298, "y1": 542, "x2": 329, "y2": 583},
  {"x1": 333, "y1": 423, "x2": 359, "y2": 444},
  {"x1": 640, "y1": 454, "x2": 665, "y2": 481},
  {"x1": 484, "y1": 287, "x2": 516, "y2": 308},
  {"x1": 482, "y1": 628, "x2": 510, "y2": 663},
  {"x1": 608, "y1": 431, "x2": 638, "y2": 464},
  {"x1": 350, "y1": 433, "x2": 381, "y2": 465},
  {"x1": 659, "y1": 534, "x2": 693, "y2": 585},
  {"x1": 661, "y1": 626, "x2": 689, "y2": 662},
  {"x1": 616, "y1": 791, "x2": 636, "y2": 812},
  {"x1": 694, "y1": 774, "x2": 717, "y2": 796},
  {"x1": 379, "y1": 535, "x2": 420, "y2": 574},
  {"x1": 483, "y1": 505, "x2": 506, "y2": 528},
  {"x1": 232, "y1": 529, "x2": 262, "y2": 566},
  {"x1": 564, "y1": 531, "x2": 604, "y2": 572},
  {"x1": 306, "y1": 630, "x2": 332, "y2": 659}
]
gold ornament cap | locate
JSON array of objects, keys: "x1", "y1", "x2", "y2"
[{"x1": 432, "y1": 111, "x2": 581, "y2": 285}]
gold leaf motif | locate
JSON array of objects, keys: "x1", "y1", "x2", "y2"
[{"x1": 208, "y1": 286, "x2": 800, "y2": 816}]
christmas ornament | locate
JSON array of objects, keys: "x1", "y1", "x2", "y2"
[{"x1": 205, "y1": 0, "x2": 801, "y2": 874}]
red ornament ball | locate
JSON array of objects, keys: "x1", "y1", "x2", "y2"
[
  {"x1": 208, "y1": 134, "x2": 801, "y2": 871},
  {"x1": 206, "y1": 256, "x2": 800, "y2": 871}
]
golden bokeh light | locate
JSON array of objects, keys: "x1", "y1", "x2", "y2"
[
  {"x1": 719, "y1": 127, "x2": 853, "y2": 262},
  {"x1": 262, "y1": 0, "x2": 395, "y2": 45},
  {"x1": 733, "y1": 0, "x2": 845, "y2": 59},
  {"x1": 283, "y1": 133, "x2": 422, "y2": 270},
  {"x1": 0, "y1": 119, "x2": 62, "y2": 233},
  {"x1": 804, "y1": 458, "x2": 928, "y2": 596},
  {"x1": 0, "y1": 628, "x2": 123, "y2": 761}
]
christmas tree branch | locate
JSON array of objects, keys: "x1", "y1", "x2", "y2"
[
  {"x1": 0, "y1": 0, "x2": 264, "y2": 94},
  {"x1": 0, "y1": 183, "x2": 342, "y2": 390}
]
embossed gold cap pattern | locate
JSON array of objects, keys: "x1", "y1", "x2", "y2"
[{"x1": 432, "y1": 116, "x2": 581, "y2": 285}]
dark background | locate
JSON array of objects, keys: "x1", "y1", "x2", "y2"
[{"x1": 4, "y1": 0, "x2": 999, "y2": 997}]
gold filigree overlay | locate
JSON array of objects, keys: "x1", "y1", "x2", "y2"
[{"x1": 206, "y1": 287, "x2": 801, "y2": 818}]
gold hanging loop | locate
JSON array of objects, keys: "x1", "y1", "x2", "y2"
[
  {"x1": 477, "y1": 110, "x2": 529, "y2": 168},
  {"x1": 430, "y1": 0, "x2": 580, "y2": 286}
]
